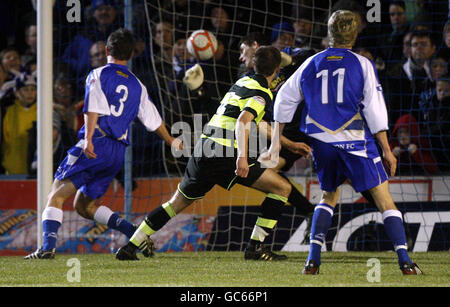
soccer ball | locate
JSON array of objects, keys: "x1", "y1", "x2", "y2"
[{"x1": 187, "y1": 30, "x2": 218, "y2": 61}]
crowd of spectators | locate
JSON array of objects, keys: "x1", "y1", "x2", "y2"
[{"x1": 0, "y1": 0, "x2": 448, "y2": 178}]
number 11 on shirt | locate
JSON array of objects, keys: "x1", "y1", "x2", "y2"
[{"x1": 316, "y1": 68, "x2": 346, "y2": 104}]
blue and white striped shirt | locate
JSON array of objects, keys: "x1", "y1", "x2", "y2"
[
  {"x1": 274, "y1": 48, "x2": 388, "y2": 158},
  {"x1": 81, "y1": 63, "x2": 162, "y2": 145}
]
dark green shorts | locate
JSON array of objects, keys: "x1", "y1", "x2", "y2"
[{"x1": 178, "y1": 139, "x2": 266, "y2": 200}]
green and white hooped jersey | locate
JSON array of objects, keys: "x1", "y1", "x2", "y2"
[{"x1": 202, "y1": 74, "x2": 273, "y2": 148}]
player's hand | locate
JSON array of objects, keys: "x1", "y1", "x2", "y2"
[
  {"x1": 170, "y1": 137, "x2": 183, "y2": 151},
  {"x1": 280, "y1": 52, "x2": 292, "y2": 67},
  {"x1": 235, "y1": 157, "x2": 249, "y2": 178},
  {"x1": 83, "y1": 139, "x2": 97, "y2": 159},
  {"x1": 183, "y1": 64, "x2": 204, "y2": 90},
  {"x1": 258, "y1": 148, "x2": 279, "y2": 169},
  {"x1": 288, "y1": 142, "x2": 311, "y2": 158},
  {"x1": 384, "y1": 151, "x2": 397, "y2": 177}
]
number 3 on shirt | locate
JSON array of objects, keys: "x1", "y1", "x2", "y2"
[
  {"x1": 316, "y1": 68, "x2": 345, "y2": 104},
  {"x1": 111, "y1": 85, "x2": 128, "y2": 116}
]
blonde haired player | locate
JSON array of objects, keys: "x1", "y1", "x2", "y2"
[{"x1": 272, "y1": 10, "x2": 422, "y2": 275}]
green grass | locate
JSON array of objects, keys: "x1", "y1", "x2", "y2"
[{"x1": 0, "y1": 251, "x2": 449, "y2": 287}]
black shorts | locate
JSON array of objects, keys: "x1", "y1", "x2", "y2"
[
  {"x1": 279, "y1": 146, "x2": 302, "y2": 172},
  {"x1": 178, "y1": 138, "x2": 266, "y2": 200}
]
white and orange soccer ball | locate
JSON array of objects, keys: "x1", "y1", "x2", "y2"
[{"x1": 187, "y1": 30, "x2": 218, "y2": 61}]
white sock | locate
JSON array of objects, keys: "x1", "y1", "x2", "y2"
[
  {"x1": 93, "y1": 206, "x2": 114, "y2": 225},
  {"x1": 42, "y1": 206, "x2": 63, "y2": 223}
]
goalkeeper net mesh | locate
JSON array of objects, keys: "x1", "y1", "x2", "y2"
[
  {"x1": 5, "y1": 0, "x2": 447, "y2": 255},
  {"x1": 131, "y1": 0, "x2": 450, "y2": 253}
]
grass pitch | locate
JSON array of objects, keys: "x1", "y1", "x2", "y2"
[{"x1": 0, "y1": 251, "x2": 449, "y2": 287}]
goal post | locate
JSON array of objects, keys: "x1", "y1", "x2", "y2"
[
  {"x1": 36, "y1": 0, "x2": 54, "y2": 248},
  {"x1": 124, "y1": 0, "x2": 133, "y2": 222}
]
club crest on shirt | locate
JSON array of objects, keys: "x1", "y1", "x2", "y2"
[
  {"x1": 116, "y1": 71, "x2": 129, "y2": 78},
  {"x1": 253, "y1": 96, "x2": 266, "y2": 106},
  {"x1": 327, "y1": 55, "x2": 343, "y2": 61}
]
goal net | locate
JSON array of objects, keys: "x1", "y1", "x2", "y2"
[
  {"x1": 134, "y1": 0, "x2": 450, "y2": 253},
  {"x1": 2, "y1": 0, "x2": 449, "y2": 255}
]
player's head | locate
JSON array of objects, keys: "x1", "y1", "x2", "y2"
[
  {"x1": 253, "y1": 46, "x2": 281, "y2": 77},
  {"x1": 327, "y1": 10, "x2": 358, "y2": 48},
  {"x1": 106, "y1": 28, "x2": 135, "y2": 61},
  {"x1": 239, "y1": 32, "x2": 269, "y2": 69}
]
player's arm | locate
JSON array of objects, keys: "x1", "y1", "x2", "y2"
[
  {"x1": 154, "y1": 122, "x2": 183, "y2": 150},
  {"x1": 259, "y1": 121, "x2": 310, "y2": 168},
  {"x1": 360, "y1": 59, "x2": 395, "y2": 175},
  {"x1": 273, "y1": 58, "x2": 305, "y2": 124},
  {"x1": 259, "y1": 120, "x2": 293, "y2": 152},
  {"x1": 235, "y1": 110, "x2": 255, "y2": 178},
  {"x1": 375, "y1": 130, "x2": 397, "y2": 177},
  {"x1": 82, "y1": 71, "x2": 111, "y2": 159},
  {"x1": 269, "y1": 62, "x2": 309, "y2": 157},
  {"x1": 83, "y1": 112, "x2": 98, "y2": 159},
  {"x1": 280, "y1": 48, "x2": 315, "y2": 68},
  {"x1": 138, "y1": 85, "x2": 183, "y2": 151},
  {"x1": 270, "y1": 121, "x2": 285, "y2": 154},
  {"x1": 236, "y1": 92, "x2": 270, "y2": 177},
  {"x1": 259, "y1": 120, "x2": 310, "y2": 156}
]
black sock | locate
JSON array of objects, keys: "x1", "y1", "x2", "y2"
[
  {"x1": 144, "y1": 205, "x2": 173, "y2": 231},
  {"x1": 279, "y1": 173, "x2": 315, "y2": 216},
  {"x1": 248, "y1": 193, "x2": 286, "y2": 248},
  {"x1": 129, "y1": 202, "x2": 176, "y2": 249}
]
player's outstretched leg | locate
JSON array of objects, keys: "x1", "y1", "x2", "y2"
[
  {"x1": 369, "y1": 182, "x2": 423, "y2": 275},
  {"x1": 93, "y1": 206, "x2": 155, "y2": 257},
  {"x1": 73, "y1": 191, "x2": 155, "y2": 258},
  {"x1": 244, "y1": 194, "x2": 288, "y2": 261},
  {"x1": 116, "y1": 202, "x2": 177, "y2": 260},
  {"x1": 279, "y1": 173, "x2": 315, "y2": 216},
  {"x1": 244, "y1": 170, "x2": 291, "y2": 261},
  {"x1": 116, "y1": 191, "x2": 193, "y2": 260},
  {"x1": 25, "y1": 179, "x2": 76, "y2": 260},
  {"x1": 278, "y1": 173, "x2": 315, "y2": 244}
]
